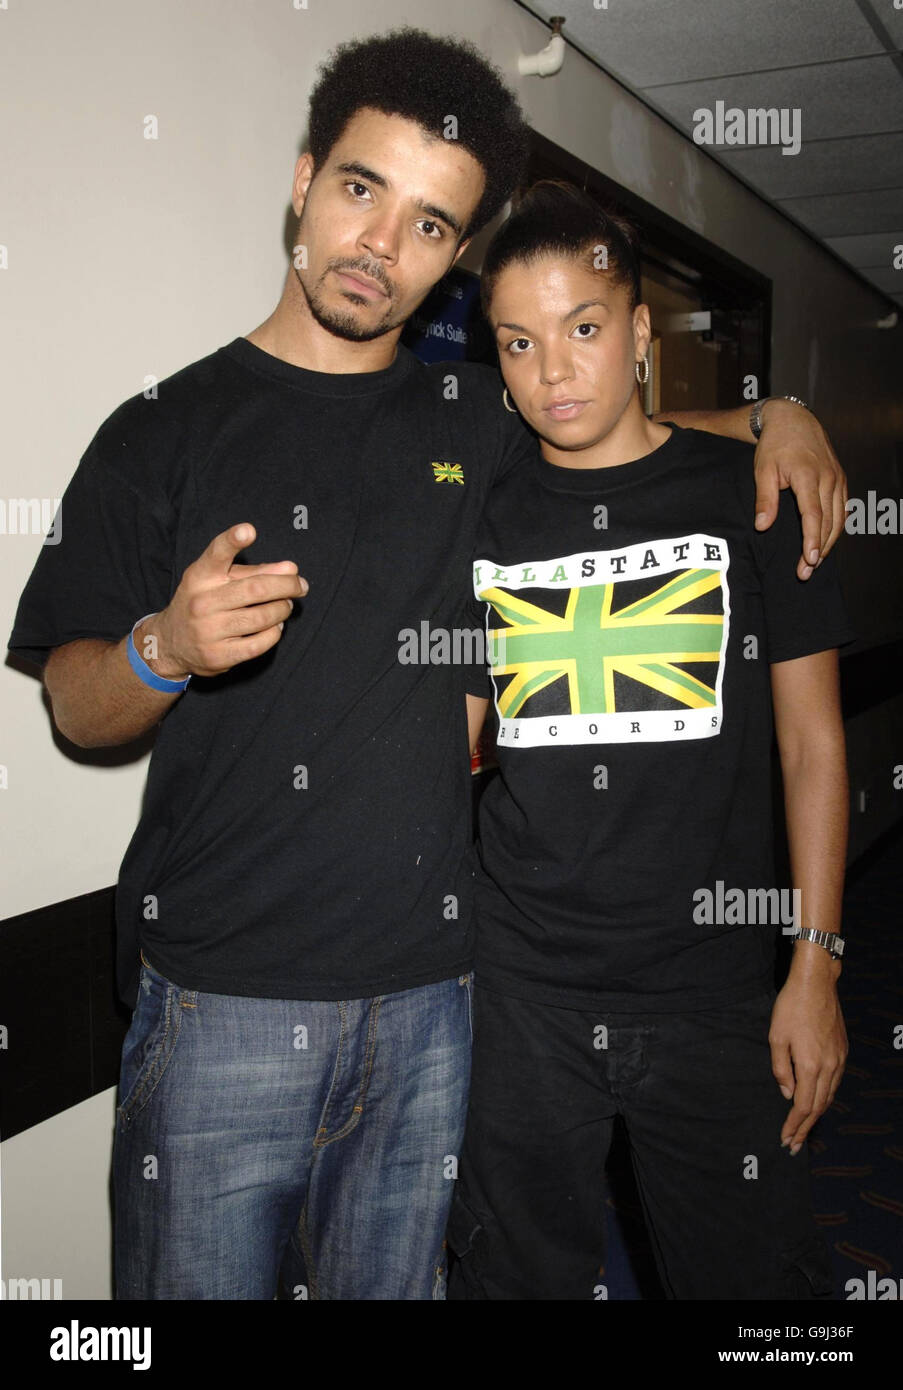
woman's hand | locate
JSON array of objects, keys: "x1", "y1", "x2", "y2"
[{"x1": 769, "y1": 962, "x2": 848, "y2": 1154}]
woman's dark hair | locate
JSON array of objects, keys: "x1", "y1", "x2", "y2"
[
  {"x1": 306, "y1": 27, "x2": 531, "y2": 240},
  {"x1": 480, "y1": 180, "x2": 642, "y2": 318}
]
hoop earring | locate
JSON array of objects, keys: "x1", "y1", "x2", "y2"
[
  {"x1": 635, "y1": 357, "x2": 650, "y2": 385},
  {"x1": 502, "y1": 387, "x2": 518, "y2": 414}
]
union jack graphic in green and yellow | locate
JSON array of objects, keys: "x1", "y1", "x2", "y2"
[
  {"x1": 431, "y1": 461, "x2": 464, "y2": 484},
  {"x1": 480, "y1": 567, "x2": 724, "y2": 719}
]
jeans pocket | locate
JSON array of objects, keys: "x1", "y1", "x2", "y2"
[
  {"x1": 432, "y1": 1244, "x2": 448, "y2": 1301},
  {"x1": 460, "y1": 972, "x2": 474, "y2": 1043},
  {"x1": 117, "y1": 963, "x2": 193, "y2": 1127}
]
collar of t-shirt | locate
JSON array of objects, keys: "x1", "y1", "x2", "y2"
[
  {"x1": 533, "y1": 421, "x2": 692, "y2": 495},
  {"x1": 223, "y1": 335, "x2": 416, "y2": 398}
]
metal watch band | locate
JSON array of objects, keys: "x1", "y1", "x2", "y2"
[
  {"x1": 792, "y1": 927, "x2": 845, "y2": 960},
  {"x1": 749, "y1": 394, "x2": 812, "y2": 440}
]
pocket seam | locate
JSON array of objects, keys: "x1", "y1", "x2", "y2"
[
  {"x1": 462, "y1": 972, "x2": 474, "y2": 1042},
  {"x1": 118, "y1": 979, "x2": 191, "y2": 1125}
]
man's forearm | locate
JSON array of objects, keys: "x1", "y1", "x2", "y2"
[
  {"x1": 44, "y1": 634, "x2": 180, "y2": 748},
  {"x1": 655, "y1": 399, "x2": 847, "y2": 574},
  {"x1": 652, "y1": 404, "x2": 754, "y2": 441}
]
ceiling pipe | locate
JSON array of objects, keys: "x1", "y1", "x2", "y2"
[{"x1": 518, "y1": 16, "x2": 566, "y2": 77}]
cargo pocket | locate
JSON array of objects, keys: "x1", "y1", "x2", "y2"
[
  {"x1": 778, "y1": 1231, "x2": 836, "y2": 1300},
  {"x1": 446, "y1": 1187, "x2": 489, "y2": 1299}
]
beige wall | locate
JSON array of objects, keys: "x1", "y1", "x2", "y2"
[
  {"x1": 2, "y1": 0, "x2": 900, "y2": 1297},
  {"x1": 1, "y1": 1089, "x2": 117, "y2": 1301}
]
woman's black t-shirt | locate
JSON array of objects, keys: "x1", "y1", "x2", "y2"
[{"x1": 469, "y1": 425, "x2": 853, "y2": 1013}]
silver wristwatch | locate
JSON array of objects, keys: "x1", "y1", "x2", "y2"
[
  {"x1": 791, "y1": 927, "x2": 845, "y2": 960},
  {"x1": 749, "y1": 394, "x2": 811, "y2": 440}
]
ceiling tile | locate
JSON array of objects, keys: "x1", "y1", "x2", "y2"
[
  {"x1": 824, "y1": 231, "x2": 903, "y2": 265},
  {"x1": 648, "y1": 55, "x2": 902, "y2": 143},
  {"x1": 776, "y1": 187, "x2": 903, "y2": 236},
  {"x1": 858, "y1": 0, "x2": 903, "y2": 47},
  {"x1": 526, "y1": 0, "x2": 885, "y2": 88},
  {"x1": 717, "y1": 132, "x2": 903, "y2": 200}
]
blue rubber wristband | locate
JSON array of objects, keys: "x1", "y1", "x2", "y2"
[{"x1": 127, "y1": 613, "x2": 191, "y2": 693}]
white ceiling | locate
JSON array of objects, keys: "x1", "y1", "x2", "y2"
[{"x1": 520, "y1": 0, "x2": 903, "y2": 308}]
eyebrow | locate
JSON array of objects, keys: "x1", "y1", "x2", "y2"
[
  {"x1": 496, "y1": 299, "x2": 610, "y2": 333},
  {"x1": 333, "y1": 160, "x2": 463, "y2": 237},
  {"x1": 565, "y1": 298, "x2": 609, "y2": 320}
]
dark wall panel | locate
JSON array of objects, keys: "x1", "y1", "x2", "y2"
[{"x1": 0, "y1": 887, "x2": 129, "y2": 1141}]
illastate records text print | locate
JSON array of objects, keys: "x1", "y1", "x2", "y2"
[{"x1": 474, "y1": 533, "x2": 730, "y2": 748}]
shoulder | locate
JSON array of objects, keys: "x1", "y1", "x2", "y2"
[
  {"x1": 661, "y1": 426, "x2": 758, "y2": 517},
  {"x1": 664, "y1": 424, "x2": 755, "y2": 472},
  {"x1": 421, "y1": 357, "x2": 503, "y2": 402},
  {"x1": 421, "y1": 357, "x2": 534, "y2": 485},
  {"x1": 96, "y1": 343, "x2": 235, "y2": 442},
  {"x1": 86, "y1": 343, "x2": 239, "y2": 498}
]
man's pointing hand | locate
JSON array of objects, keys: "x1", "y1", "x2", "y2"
[{"x1": 139, "y1": 523, "x2": 307, "y2": 680}]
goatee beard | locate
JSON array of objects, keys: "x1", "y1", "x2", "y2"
[{"x1": 296, "y1": 266, "x2": 399, "y2": 343}]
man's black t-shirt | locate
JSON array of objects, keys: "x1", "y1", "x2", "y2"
[
  {"x1": 468, "y1": 426, "x2": 853, "y2": 1013},
  {"x1": 9, "y1": 338, "x2": 535, "y2": 1008}
]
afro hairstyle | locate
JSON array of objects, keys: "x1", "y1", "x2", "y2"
[{"x1": 306, "y1": 26, "x2": 531, "y2": 240}]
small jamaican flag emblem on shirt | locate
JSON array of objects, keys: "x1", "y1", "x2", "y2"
[{"x1": 431, "y1": 461, "x2": 464, "y2": 485}]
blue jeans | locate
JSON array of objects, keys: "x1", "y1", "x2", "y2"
[{"x1": 113, "y1": 952, "x2": 473, "y2": 1299}]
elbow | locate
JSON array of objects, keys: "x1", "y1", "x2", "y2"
[
  {"x1": 42, "y1": 668, "x2": 97, "y2": 748},
  {"x1": 775, "y1": 701, "x2": 847, "y2": 773},
  {"x1": 777, "y1": 732, "x2": 849, "y2": 795},
  {"x1": 47, "y1": 696, "x2": 96, "y2": 748},
  {"x1": 43, "y1": 641, "x2": 158, "y2": 749}
]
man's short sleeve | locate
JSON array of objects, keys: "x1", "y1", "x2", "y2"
[
  {"x1": 495, "y1": 401, "x2": 538, "y2": 487},
  {"x1": 462, "y1": 584, "x2": 492, "y2": 700},
  {"x1": 756, "y1": 491, "x2": 855, "y2": 663},
  {"x1": 457, "y1": 360, "x2": 537, "y2": 489},
  {"x1": 7, "y1": 429, "x2": 177, "y2": 668}
]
